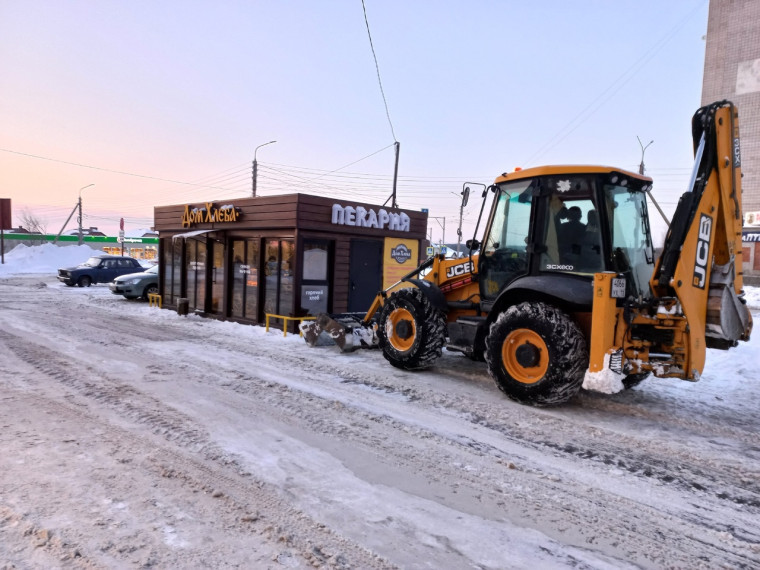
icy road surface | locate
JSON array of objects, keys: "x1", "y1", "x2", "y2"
[{"x1": 1, "y1": 274, "x2": 759, "y2": 569}]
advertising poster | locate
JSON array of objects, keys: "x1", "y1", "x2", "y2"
[{"x1": 383, "y1": 237, "x2": 419, "y2": 291}]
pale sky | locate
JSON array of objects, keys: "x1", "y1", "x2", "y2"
[{"x1": 1, "y1": 0, "x2": 709, "y2": 242}]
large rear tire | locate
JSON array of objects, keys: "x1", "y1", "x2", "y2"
[
  {"x1": 485, "y1": 302, "x2": 587, "y2": 406},
  {"x1": 378, "y1": 287, "x2": 446, "y2": 370}
]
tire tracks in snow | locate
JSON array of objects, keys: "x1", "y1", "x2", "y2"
[
  {"x1": 2, "y1": 276, "x2": 759, "y2": 567},
  {"x1": 0, "y1": 328, "x2": 393, "y2": 569},
  {"x1": 133, "y1": 334, "x2": 760, "y2": 568}
]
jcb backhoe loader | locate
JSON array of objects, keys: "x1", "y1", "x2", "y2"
[{"x1": 302, "y1": 101, "x2": 752, "y2": 406}]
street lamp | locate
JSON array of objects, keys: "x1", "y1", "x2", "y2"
[
  {"x1": 77, "y1": 184, "x2": 95, "y2": 245},
  {"x1": 637, "y1": 136, "x2": 654, "y2": 175},
  {"x1": 636, "y1": 136, "x2": 670, "y2": 227},
  {"x1": 252, "y1": 140, "x2": 277, "y2": 197}
]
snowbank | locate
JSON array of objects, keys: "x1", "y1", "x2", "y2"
[
  {"x1": 745, "y1": 284, "x2": 760, "y2": 309},
  {"x1": 0, "y1": 243, "x2": 147, "y2": 276}
]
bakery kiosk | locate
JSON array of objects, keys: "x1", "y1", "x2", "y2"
[{"x1": 154, "y1": 194, "x2": 428, "y2": 329}]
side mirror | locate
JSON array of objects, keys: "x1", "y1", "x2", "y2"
[
  {"x1": 461, "y1": 187, "x2": 470, "y2": 208},
  {"x1": 466, "y1": 239, "x2": 480, "y2": 251}
]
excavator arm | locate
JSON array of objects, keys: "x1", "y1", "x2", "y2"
[
  {"x1": 652, "y1": 102, "x2": 751, "y2": 362},
  {"x1": 588, "y1": 101, "x2": 752, "y2": 388}
]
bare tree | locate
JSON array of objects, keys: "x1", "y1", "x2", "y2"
[
  {"x1": 17, "y1": 209, "x2": 48, "y2": 246},
  {"x1": 19, "y1": 209, "x2": 47, "y2": 234}
]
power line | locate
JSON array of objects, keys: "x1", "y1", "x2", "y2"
[
  {"x1": 522, "y1": 1, "x2": 707, "y2": 166},
  {"x1": 0, "y1": 147, "x2": 244, "y2": 192},
  {"x1": 361, "y1": 0, "x2": 397, "y2": 142}
]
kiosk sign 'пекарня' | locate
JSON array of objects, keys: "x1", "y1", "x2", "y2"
[{"x1": 331, "y1": 204, "x2": 410, "y2": 232}]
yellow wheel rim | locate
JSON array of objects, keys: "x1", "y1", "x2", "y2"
[
  {"x1": 385, "y1": 307, "x2": 416, "y2": 352},
  {"x1": 501, "y1": 328, "x2": 549, "y2": 384}
]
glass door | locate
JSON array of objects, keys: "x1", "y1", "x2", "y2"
[
  {"x1": 231, "y1": 239, "x2": 260, "y2": 320},
  {"x1": 210, "y1": 239, "x2": 225, "y2": 314},
  {"x1": 262, "y1": 239, "x2": 294, "y2": 318},
  {"x1": 186, "y1": 237, "x2": 206, "y2": 312}
]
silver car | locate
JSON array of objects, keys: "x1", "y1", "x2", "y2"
[{"x1": 109, "y1": 265, "x2": 159, "y2": 300}]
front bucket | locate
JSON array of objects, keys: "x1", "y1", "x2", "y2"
[
  {"x1": 301, "y1": 313, "x2": 347, "y2": 348},
  {"x1": 300, "y1": 313, "x2": 378, "y2": 352}
]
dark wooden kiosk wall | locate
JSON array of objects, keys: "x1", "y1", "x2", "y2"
[{"x1": 154, "y1": 194, "x2": 427, "y2": 329}]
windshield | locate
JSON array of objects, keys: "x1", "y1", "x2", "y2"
[
  {"x1": 604, "y1": 184, "x2": 655, "y2": 298},
  {"x1": 145, "y1": 264, "x2": 159, "y2": 274},
  {"x1": 83, "y1": 257, "x2": 102, "y2": 267}
]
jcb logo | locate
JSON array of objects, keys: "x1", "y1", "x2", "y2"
[
  {"x1": 446, "y1": 261, "x2": 472, "y2": 278},
  {"x1": 692, "y1": 214, "x2": 712, "y2": 289}
]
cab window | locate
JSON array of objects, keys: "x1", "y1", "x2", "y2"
[
  {"x1": 540, "y1": 176, "x2": 603, "y2": 275},
  {"x1": 480, "y1": 180, "x2": 532, "y2": 299}
]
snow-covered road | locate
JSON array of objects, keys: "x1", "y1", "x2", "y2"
[{"x1": 1, "y1": 272, "x2": 759, "y2": 569}]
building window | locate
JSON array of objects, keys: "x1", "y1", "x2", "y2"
[
  {"x1": 171, "y1": 238, "x2": 182, "y2": 302},
  {"x1": 231, "y1": 239, "x2": 260, "y2": 320},
  {"x1": 162, "y1": 238, "x2": 183, "y2": 304},
  {"x1": 301, "y1": 240, "x2": 330, "y2": 315},
  {"x1": 210, "y1": 238, "x2": 224, "y2": 314},
  {"x1": 263, "y1": 239, "x2": 294, "y2": 316},
  {"x1": 186, "y1": 237, "x2": 206, "y2": 311}
]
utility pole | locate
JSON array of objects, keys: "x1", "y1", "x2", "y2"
[
  {"x1": 77, "y1": 184, "x2": 95, "y2": 245},
  {"x1": 252, "y1": 140, "x2": 276, "y2": 197},
  {"x1": 391, "y1": 141, "x2": 400, "y2": 208},
  {"x1": 429, "y1": 216, "x2": 446, "y2": 250},
  {"x1": 456, "y1": 185, "x2": 470, "y2": 255}
]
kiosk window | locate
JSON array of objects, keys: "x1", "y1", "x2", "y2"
[
  {"x1": 231, "y1": 239, "x2": 259, "y2": 320},
  {"x1": 263, "y1": 239, "x2": 294, "y2": 317},
  {"x1": 301, "y1": 240, "x2": 330, "y2": 315}
]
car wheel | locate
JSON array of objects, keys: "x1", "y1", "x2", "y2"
[
  {"x1": 142, "y1": 284, "x2": 159, "y2": 300},
  {"x1": 77, "y1": 276, "x2": 92, "y2": 287}
]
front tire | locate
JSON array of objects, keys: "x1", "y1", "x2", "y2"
[
  {"x1": 77, "y1": 276, "x2": 92, "y2": 287},
  {"x1": 378, "y1": 287, "x2": 446, "y2": 370},
  {"x1": 143, "y1": 284, "x2": 159, "y2": 300},
  {"x1": 485, "y1": 302, "x2": 587, "y2": 406}
]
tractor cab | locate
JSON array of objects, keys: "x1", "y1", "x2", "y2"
[{"x1": 477, "y1": 166, "x2": 656, "y2": 310}]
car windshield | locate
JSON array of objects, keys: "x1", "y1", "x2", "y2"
[
  {"x1": 145, "y1": 265, "x2": 159, "y2": 274},
  {"x1": 83, "y1": 257, "x2": 103, "y2": 267}
]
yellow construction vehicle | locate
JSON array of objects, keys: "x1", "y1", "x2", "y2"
[{"x1": 302, "y1": 101, "x2": 752, "y2": 406}]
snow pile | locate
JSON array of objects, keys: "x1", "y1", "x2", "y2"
[
  {"x1": 582, "y1": 352, "x2": 625, "y2": 394},
  {"x1": 745, "y1": 285, "x2": 760, "y2": 309},
  {"x1": 0, "y1": 243, "x2": 102, "y2": 276}
]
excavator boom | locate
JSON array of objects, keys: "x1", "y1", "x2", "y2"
[{"x1": 589, "y1": 101, "x2": 752, "y2": 386}]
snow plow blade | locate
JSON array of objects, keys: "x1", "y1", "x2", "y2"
[{"x1": 300, "y1": 313, "x2": 378, "y2": 352}]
